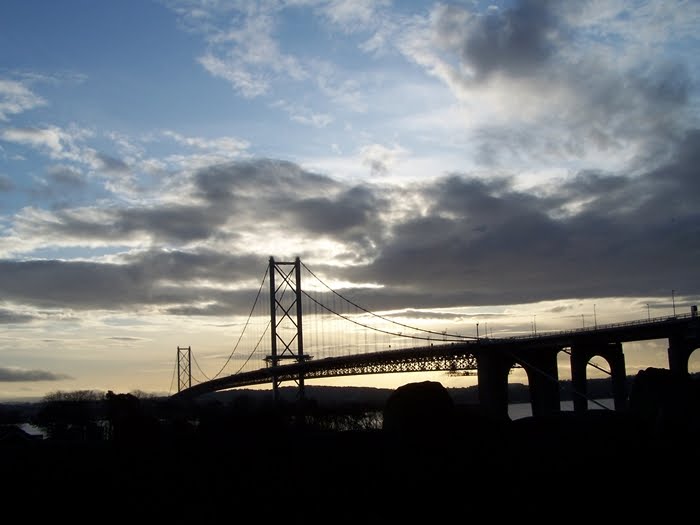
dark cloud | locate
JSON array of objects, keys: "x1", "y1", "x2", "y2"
[
  {"x1": 194, "y1": 159, "x2": 335, "y2": 204},
  {"x1": 16, "y1": 159, "x2": 388, "y2": 253},
  {"x1": 27, "y1": 166, "x2": 89, "y2": 205},
  {"x1": 286, "y1": 185, "x2": 388, "y2": 256},
  {"x1": 121, "y1": 249, "x2": 262, "y2": 284},
  {"x1": 115, "y1": 205, "x2": 230, "y2": 242},
  {"x1": 453, "y1": 0, "x2": 563, "y2": 79},
  {"x1": 0, "y1": 250, "x2": 268, "y2": 315},
  {"x1": 473, "y1": 57, "x2": 692, "y2": 167},
  {"x1": 634, "y1": 62, "x2": 691, "y2": 109},
  {"x1": 431, "y1": 2, "x2": 692, "y2": 169},
  {"x1": 0, "y1": 308, "x2": 35, "y2": 324},
  {"x1": 4, "y1": 139, "x2": 698, "y2": 316},
  {"x1": 548, "y1": 305, "x2": 573, "y2": 313},
  {"x1": 339, "y1": 131, "x2": 700, "y2": 307},
  {"x1": 166, "y1": 303, "x2": 241, "y2": 317},
  {"x1": 18, "y1": 205, "x2": 224, "y2": 244},
  {"x1": 47, "y1": 165, "x2": 86, "y2": 187},
  {"x1": 0, "y1": 367, "x2": 72, "y2": 382},
  {"x1": 96, "y1": 152, "x2": 130, "y2": 174}
]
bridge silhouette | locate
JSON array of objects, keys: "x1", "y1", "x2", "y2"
[{"x1": 172, "y1": 257, "x2": 699, "y2": 419}]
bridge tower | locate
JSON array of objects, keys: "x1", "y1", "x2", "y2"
[
  {"x1": 176, "y1": 345, "x2": 192, "y2": 392},
  {"x1": 265, "y1": 256, "x2": 308, "y2": 401}
]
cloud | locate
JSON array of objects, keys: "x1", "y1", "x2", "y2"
[
  {"x1": 385, "y1": 309, "x2": 467, "y2": 321},
  {"x1": 286, "y1": 184, "x2": 388, "y2": 258},
  {"x1": 46, "y1": 165, "x2": 88, "y2": 187},
  {"x1": 271, "y1": 100, "x2": 333, "y2": 128},
  {"x1": 340, "y1": 130, "x2": 700, "y2": 306},
  {"x1": 0, "y1": 174, "x2": 14, "y2": 191},
  {"x1": 192, "y1": 158, "x2": 338, "y2": 204},
  {"x1": 0, "y1": 252, "x2": 264, "y2": 313},
  {"x1": 316, "y1": 0, "x2": 390, "y2": 29},
  {"x1": 2, "y1": 137, "x2": 698, "y2": 315},
  {"x1": 169, "y1": 2, "x2": 370, "y2": 114},
  {"x1": 163, "y1": 131, "x2": 249, "y2": 154},
  {"x1": 191, "y1": 159, "x2": 386, "y2": 253},
  {"x1": 561, "y1": 0, "x2": 700, "y2": 51},
  {"x1": 0, "y1": 79, "x2": 46, "y2": 121},
  {"x1": 360, "y1": 143, "x2": 407, "y2": 176},
  {"x1": 0, "y1": 125, "x2": 98, "y2": 168},
  {"x1": 391, "y1": 1, "x2": 695, "y2": 171},
  {"x1": 193, "y1": 6, "x2": 306, "y2": 98},
  {"x1": 0, "y1": 308, "x2": 35, "y2": 324},
  {"x1": 444, "y1": 0, "x2": 565, "y2": 81},
  {"x1": 29, "y1": 165, "x2": 89, "y2": 201},
  {"x1": 198, "y1": 54, "x2": 270, "y2": 98},
  {"x1": 1, "y1": 127, "x2": 69, "y2": 157},
  {"x1": 7, "y1": 159, "x2": 354, "y2": 252},
  {"x1": 96, "y1": 153, "x2": 130, "y2": 175},
  {"x1": 0, "y1": 158, "x2": 391, "y2": 310},
  {"x1": 310, "y1": 59, "x2": 367, "y2": 112},
  {"x1": 0, "y1": 367, "x2": 72, "y2": 382}
]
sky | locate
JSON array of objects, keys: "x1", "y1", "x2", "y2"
[{"x1": 1, "y1": 0, "x2": 699, "y2": 401}]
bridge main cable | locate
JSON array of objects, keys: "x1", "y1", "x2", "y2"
[
  {"x1": 301, "y1": 291, "x2": 466, "y2": 342},
  {"x1": 301, "y1": 261, "x2": 476, "y2": 341},
  {"x1": 210, "y1": 264, "x2": 270, "y2": 380}
]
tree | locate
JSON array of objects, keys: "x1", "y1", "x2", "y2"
[{"x1": 33, "y1": 389, "x2": 106, "y2": 441}]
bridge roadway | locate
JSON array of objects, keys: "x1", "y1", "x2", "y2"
[{"x1": 173, "y1": 312, "x2": 699, "y2": 418}]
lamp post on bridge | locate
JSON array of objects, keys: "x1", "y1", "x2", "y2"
[
  {"x1": 593, "y1": 304, "x2": 597, "y2": 329},
  {"x1": 646, "y1": 303, "x2": 651, "y2": 321},
  {"x1": 672, "y1": 289, "x2": 676, "y2": 316},
  {"x1": 581, "y1": 314, "x2": 585, "y2": 328},
  {"x1": 476, "y1": 322, "x2": 479, "y2": 340}
]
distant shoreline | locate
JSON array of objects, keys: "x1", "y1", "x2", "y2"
[{"x1": 4, "y1": 373, "x2": 684, "y2": 407}]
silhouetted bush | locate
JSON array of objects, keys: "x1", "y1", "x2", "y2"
[
  {"x1": 628, "y1": 367, "x2": 700, "y2": 439},
  {"x1": 383, "y1": 380, "x2": 454, "y2": 440}
]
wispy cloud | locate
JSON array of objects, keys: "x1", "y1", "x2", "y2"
[
  {"x1": 168, "y1": 1, "x2": 370, "y2": 113},
  {"x1": 0, "y1": 79, "x2": 46, "y2": 121},
  {"x1": 192, "y1": 5, "x2": 306, "y2": 97},
  {"x1": 198, "y1": 53, "x2": 270, "y2": 98},
  {"x1": 162, "y1": 130, "x2": 249, "y2": 157},
  {"x1": 315, "y1": 0, "x2": 390, "y2": 29},
  {"x1": 0, "y1": 125, "x2": 98, "y2": 168},
  {"x1": 271, "y1": 100, "x2": 333, "y2": 128},
  {"x1": 360, "y1": 143, "x2": 407, "y2": 176}
]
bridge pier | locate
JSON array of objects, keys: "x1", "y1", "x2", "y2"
[
  {"x1": 570, "y1": 342, "x2": 626, "y2": 413},
  {"x1": 477, "y1": 351, "x2": 512, "y2": 420},
  {"x1": 668, "y1": 333, "x2": 699, "y2": 377},
  {"x1": 519, "y1": 348, "x2": 560, "y2": 417}
]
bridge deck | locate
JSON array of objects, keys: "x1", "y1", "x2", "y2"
[{"x1": 173, "y1": 313, "x2": 698, "y2": 399}]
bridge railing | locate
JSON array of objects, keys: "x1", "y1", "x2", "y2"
[{"x1": 495, "y1": 312, "x2": 696, "y2": 342}]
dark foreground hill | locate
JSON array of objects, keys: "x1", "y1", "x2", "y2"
[
  {"x1": 2, "y1": 370, "x2": 699, "y2": 521},
  {"x1": 2, "y1": 408, "x2": 697, "y2": 521}
]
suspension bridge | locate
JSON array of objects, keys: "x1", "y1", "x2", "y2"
[{"x1": 171, "y1": 257, "x2": 700, "y2": 418}]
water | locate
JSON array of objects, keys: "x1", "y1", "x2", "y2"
[
  {"x1": 17, "y1": 423, "x2": 46, "y2": 438},
  {"x1": 508, "y1": 398, "x2": 615, "y2": 420}
]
